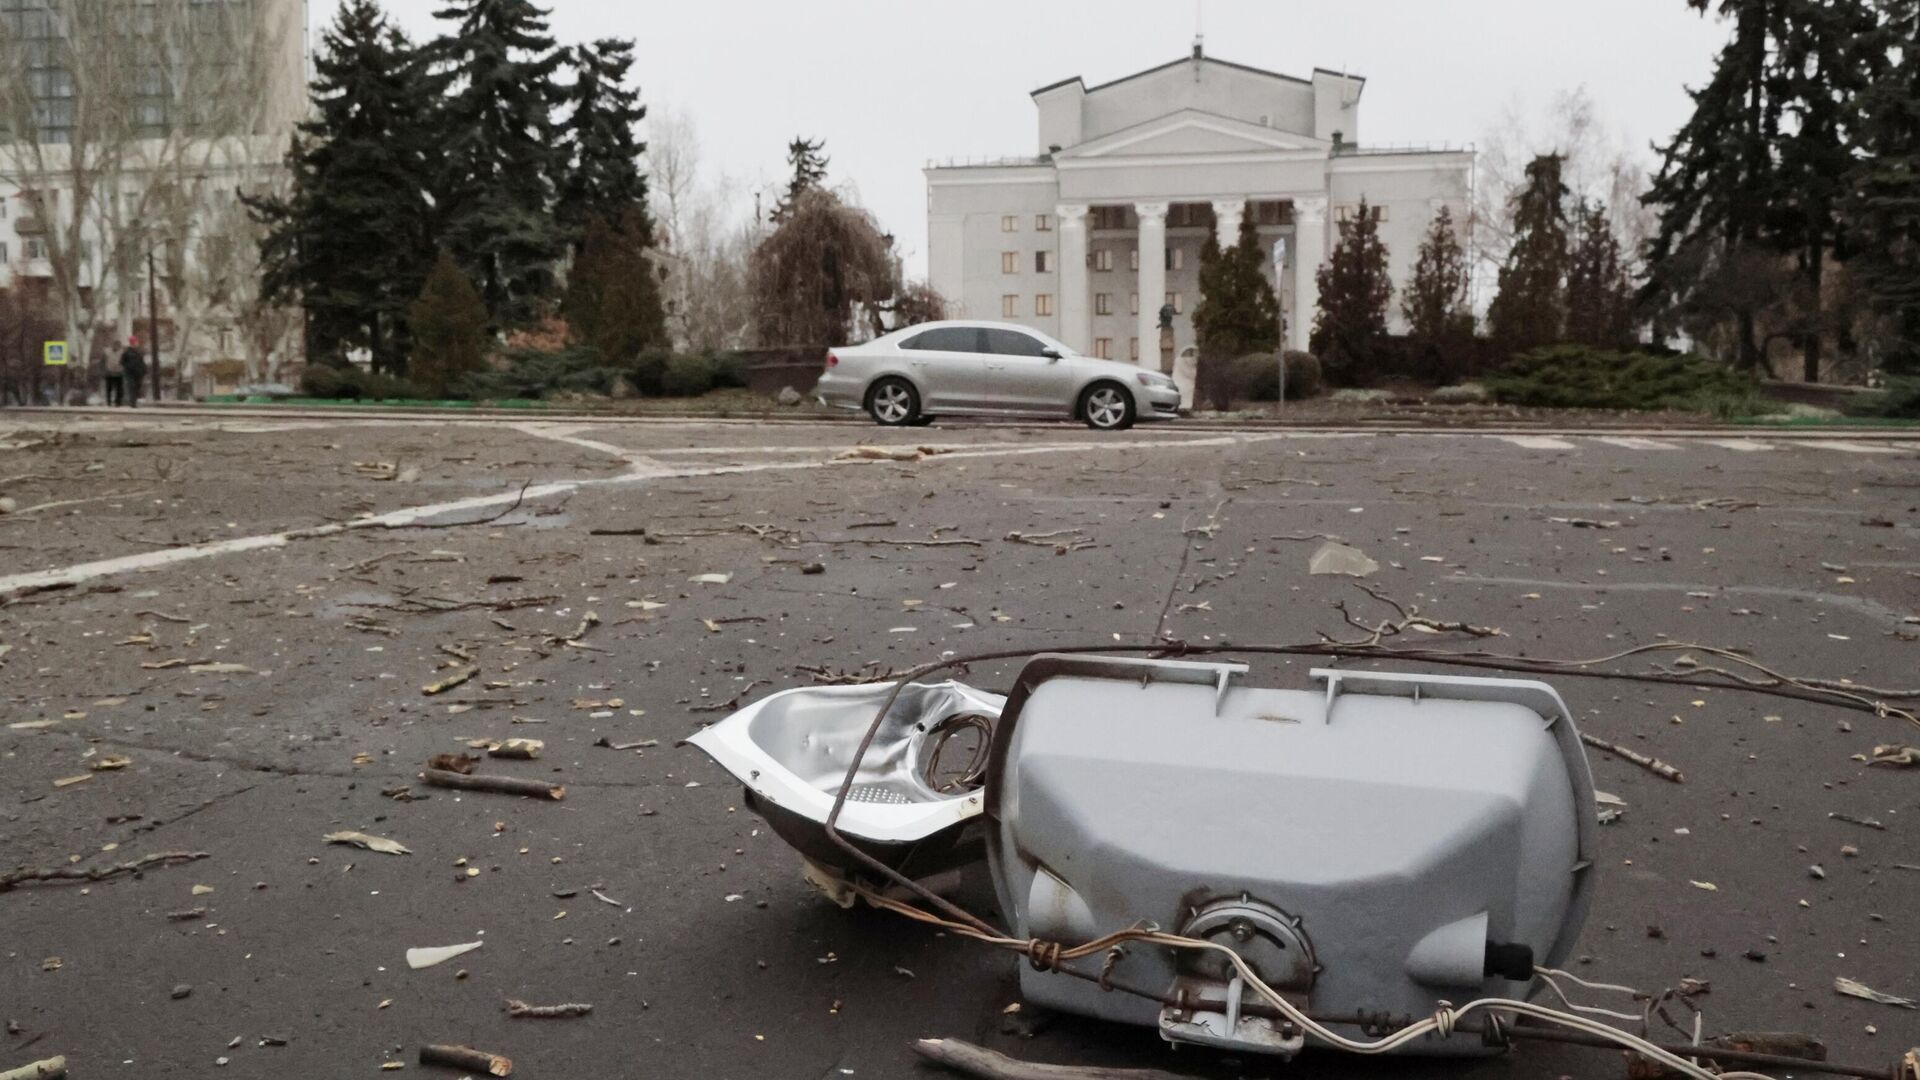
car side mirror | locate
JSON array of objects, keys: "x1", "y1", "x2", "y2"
[{"x1": 1041, "y1": 348, "x2": 1062, "y2": 361}]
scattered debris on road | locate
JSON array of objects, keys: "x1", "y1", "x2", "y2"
[
  {"x1": 406, "y1": 941, "x2": 483, "y2": 970},
  {"x1": 504, "y1": 998, "x2": 592, "y2": 1018},
  {"x1": 1834, "y1": 977, "x2": 1917, "y2": 1009},
  {"x1": 1, "y1": 851, "x2": 208, "y2": 892},
  {"x1": 419, "y1": 1043, "x2": 511, "y2": 1076},
  {"x1": 1580, "y1": 731, "x2": 1687, "y2": 782},
  {"x1": 421, "y1": 767, "x2": 564, "y2": 800},
  {"x1": 323, "y1": 831, "x2": 412, "y2": 856},
  {"x1": 1308, "y1": 540, "x2": 1378, "y2": 577}
]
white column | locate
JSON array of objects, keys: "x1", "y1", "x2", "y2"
[
  {"x1": 1210, "y1": 198, "x2": 1246, "y2": 249},
  {"x1": 1134, "y1": 201, "x2": 1167, "y2": 368},
  {"x1": 1055, "y1": 203, "x2": 1090, "y2": 354},
  {"x1": 1290, "y1": 196, "x2": 1328, "y2": 354}
]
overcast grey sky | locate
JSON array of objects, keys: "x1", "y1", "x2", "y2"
[{"x1": 352, "y1": 1, "x2": 1731, "y2": 277}]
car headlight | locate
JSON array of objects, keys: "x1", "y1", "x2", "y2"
[{"x1": 1135, "y1": 372, "x2": 1175, "y2": 388}]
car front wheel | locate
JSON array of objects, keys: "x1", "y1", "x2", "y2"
[
  {"x1": 1080, "y1": 382, "x2": 1135, "y2": 430},
  {"x1": 866, "y1": 377, "x2": 920, "y2": 426}
]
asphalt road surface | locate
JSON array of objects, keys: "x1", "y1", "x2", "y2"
[{"x1": 3, "y1": 411, "x2": 1918, "y2": 1079}]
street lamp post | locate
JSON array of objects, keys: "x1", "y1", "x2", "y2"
[{"x1": 147, "y1": 247, "x2": 161, "y2": 402}]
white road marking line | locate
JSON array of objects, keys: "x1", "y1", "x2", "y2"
[
  {"x1": 0, "y1": 431, "x2": 1289, "y2": 600},
  {"x1": 1703, "y1": 438, "x2": 1774, "y2": 451},
  {"x1": 1493, "y1": 435, "x2": 1578, "y2": 450},
  {"x1": 1592, "y1": 436, "x2": 1681, "y2": 450},
  {"x1": 1801, "y1": 439, "x2": 1906, "y2": 455}
]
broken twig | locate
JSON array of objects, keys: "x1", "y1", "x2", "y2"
[
  {"x1": 419, "y1": 1044, "x2": 511, "y2": 1076},
  {"x1": 421, "y1": 768, "x2": 564, "y2": 801},
  {"x1": 504, "y1": 999, "x2": 593, "y2": 1018},
  {"x1": 1579, "y1": 732, "x2": 1686, "y2": 783},
  {"x1": 2, "y1": 851, "x2": 208, "y2": 892}
]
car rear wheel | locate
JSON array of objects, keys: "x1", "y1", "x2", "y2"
[
  {"x1": 1080, "y1": 382, "x2": 1135, "y2": 430},
  {"x1": 866, "y1": 377, "x2": 920, "y2": 426}
]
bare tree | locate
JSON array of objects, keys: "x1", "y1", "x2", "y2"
[
  {"x1": 646, "y1": 104, "x2": 757, "y2": 351},
  {"x1": 1471, "y1": 87, "x2": 1655, "y2": 312},
  {"x1": 0, "y1": 0, "x2": 295, "y2": 393}
]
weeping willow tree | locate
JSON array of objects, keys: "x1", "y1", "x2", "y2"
[{"x1": 747, "y1": 187, "x2": 896, "y2": 347}]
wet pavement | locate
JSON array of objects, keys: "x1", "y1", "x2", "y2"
[{"x1": 3, "y1": 411, "x2": 1918, "y2": 1078}]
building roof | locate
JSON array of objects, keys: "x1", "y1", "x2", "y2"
[{"x1": 1031, "y1": 51, "x2": 1365, "y2": 99}]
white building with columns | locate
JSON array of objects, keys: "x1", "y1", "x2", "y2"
[{"x1": 925, "y1": 44, "x2": 1472, "y2": 401}]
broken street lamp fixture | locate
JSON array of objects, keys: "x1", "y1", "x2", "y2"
[
  {"x1": 695, "y1": 655, "x2": 1598, "y2": 1059},
  {"x1": 692, "y1": 652, "x2": 1908, "y2": 1078}
]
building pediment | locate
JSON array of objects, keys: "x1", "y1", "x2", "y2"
[{"x1": 1056, "y1": 109, "x2": 1330, "y2": 162}]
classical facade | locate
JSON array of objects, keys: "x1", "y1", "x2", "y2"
[{"x1": 926, "y1": 45, "x2": 1472, "y2": 400}]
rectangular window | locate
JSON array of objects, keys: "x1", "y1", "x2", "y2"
[
  {"x1": 1001, "y1": 294, "x2": 1019, "y2": 317},
  {"x1": 1129, "y1": 248, "x2": 1139, "y2": 271},
  {"x1": 1093, "y1": 249, "x2": 1113, "y2": 272},
  {"x1": 1130, "y1": 292, "x2": 1140, "y2": 315},
  {"x1": 1035, "y1": 213, "x2": 1052, "y2": 231},
  {"x1": 1035, "y1": 250, "x2": 1053, "y2": 273},
  {"x1": 1165, "y1": 248, "x2": 1186, "y2": 271},
  {"x1": 1034, "y1": 293, "x2": 1054, "y2": 316},
  {"x1": 1166, "y1": 292, "x2": 1184, "y2": 314},
  {"x1": 1001, "y1": 251, "x2": 1018, "y2": 274},
  {"x1": 1254, "y1": 201, "x2": 1294, "y2": 226},
  {"x1": 1094, "y1": 293, "x2": 1112, "y2": 315},
  {"x1": 1129, "y1": 337, "x2": 1140, "y2": 361},
  {"x1": 24, "y1": 238, "x2": 44, "y2": 260},
  {"x1": 1090, "y1": 206, "x2": 1128, "y2": 230},
  {"x1": 1093, "y1": 337, "x2": 1112, "y2": 359},
  {"x1": 1001, "y1": 215, "x2": 1018, "y2": 232},
  {"x1": 0, "y1": 241, "x2": 8, "y2": 263}
]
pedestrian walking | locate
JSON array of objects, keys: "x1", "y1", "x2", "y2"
[
  {"x1": 99, "y1": 347, "x2": 123, "y2": 406},
  {"x1": 119, "y1": 337, "x2": 147, "y2": 408}
]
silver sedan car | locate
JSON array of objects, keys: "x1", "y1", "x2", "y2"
[{"x1": 814, "y1": 320, "x2": 1182, "y2": 429}]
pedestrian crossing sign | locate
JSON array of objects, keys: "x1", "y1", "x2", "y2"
[{"x1": 43, "y1": 340, "x2": 67, "y2": 366}]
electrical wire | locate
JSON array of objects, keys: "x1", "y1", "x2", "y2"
[{"x1": 847, "y1": 880, "x2": 1778, "y2": 1080}]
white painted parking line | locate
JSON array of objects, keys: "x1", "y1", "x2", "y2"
[
  {"x1": 1493, "y1": 435, "x2": 1578, "y2": 450},
  {"x1": 1592, "y1": 436, "x2": 1681, "y2": 450},
  {"x1": 1802, "y1": 440, "x2": 1906, "y2": 455},
  {"x1": 1703, "y1": 438, "x2": 1775, "y2": 451}
]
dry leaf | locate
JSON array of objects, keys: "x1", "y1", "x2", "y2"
[
  {"x1": 1689, "y1": 880, "x2": 1718, "y2": 892},
  {"x1": 52, "y1": 774, "x2": 93, "y2": 788},
  {"x1": 1834, "y1": 976, "x2": 1917, "y2": 1009},
  {"x1": 324, "y1": 831, "x2": 413, "y2": 856},
  {"x1": 486, "y1": 738, "x2": 543, "y2": 760},
  {"x1": 88, "y1": 754, "x2": 133, "y2": 772},
  {"x1": 423, "y1": 665, "x2": 478, "y2": 696},
  {"x1": 688, "y1": 573, "x2": 732, "y2": 585},
  {"x1": 188, "y1": 662, "x2": 254, "y2": 674},
  {"x1": 1868, "y1": 745, "x2": 1919, "y2": 767}
]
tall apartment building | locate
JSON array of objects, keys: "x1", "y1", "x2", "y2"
[
  {"x1": 926, "y1": 43, "x2": 1472, "y2": 401},
  {"x1": 0, "y1": 0, "x2": 307, "y2": 384}
]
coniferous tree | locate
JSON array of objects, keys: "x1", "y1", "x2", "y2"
[
  {"x1": 771, "y1": 138, "x2": 828, "y2": 223},
  {"x1": 1565, "y1": 200, "x2": 1637, "y2": 348},
  {"x1": 1643, "y1": 0, "x2": 1878, "y2": 378},
  {"x1": 1401, "y1": 205, "x2": 1471, "y2": 346},
  {"x1": 432, "y1": 0, "x2": 567, "y2": 326},
  {"x1": 1849, "y1": 0, "x2": 1920, "y2": 374},
  {"x1": 1310, "y1": 198, "x2": 1393, "y2": 381},
  {"x1": 247, "y1": 0, "x2": 436, "y2": 373},
  {"x1": 1194, "y1": 215, "x2": 1281, "y2": 360},
  {"x1": 409, "y1": 251, "x2": 492, "y2": 397},
  {"x1": 563, "y1": 206, "x2": 668, "y2": 362},
  {"x1": 555, "y1": 39, "x2": 652, "y2": 252},
  {"x1": 1489, "y1": 155, "x2": 1570, "y2": 356}
]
